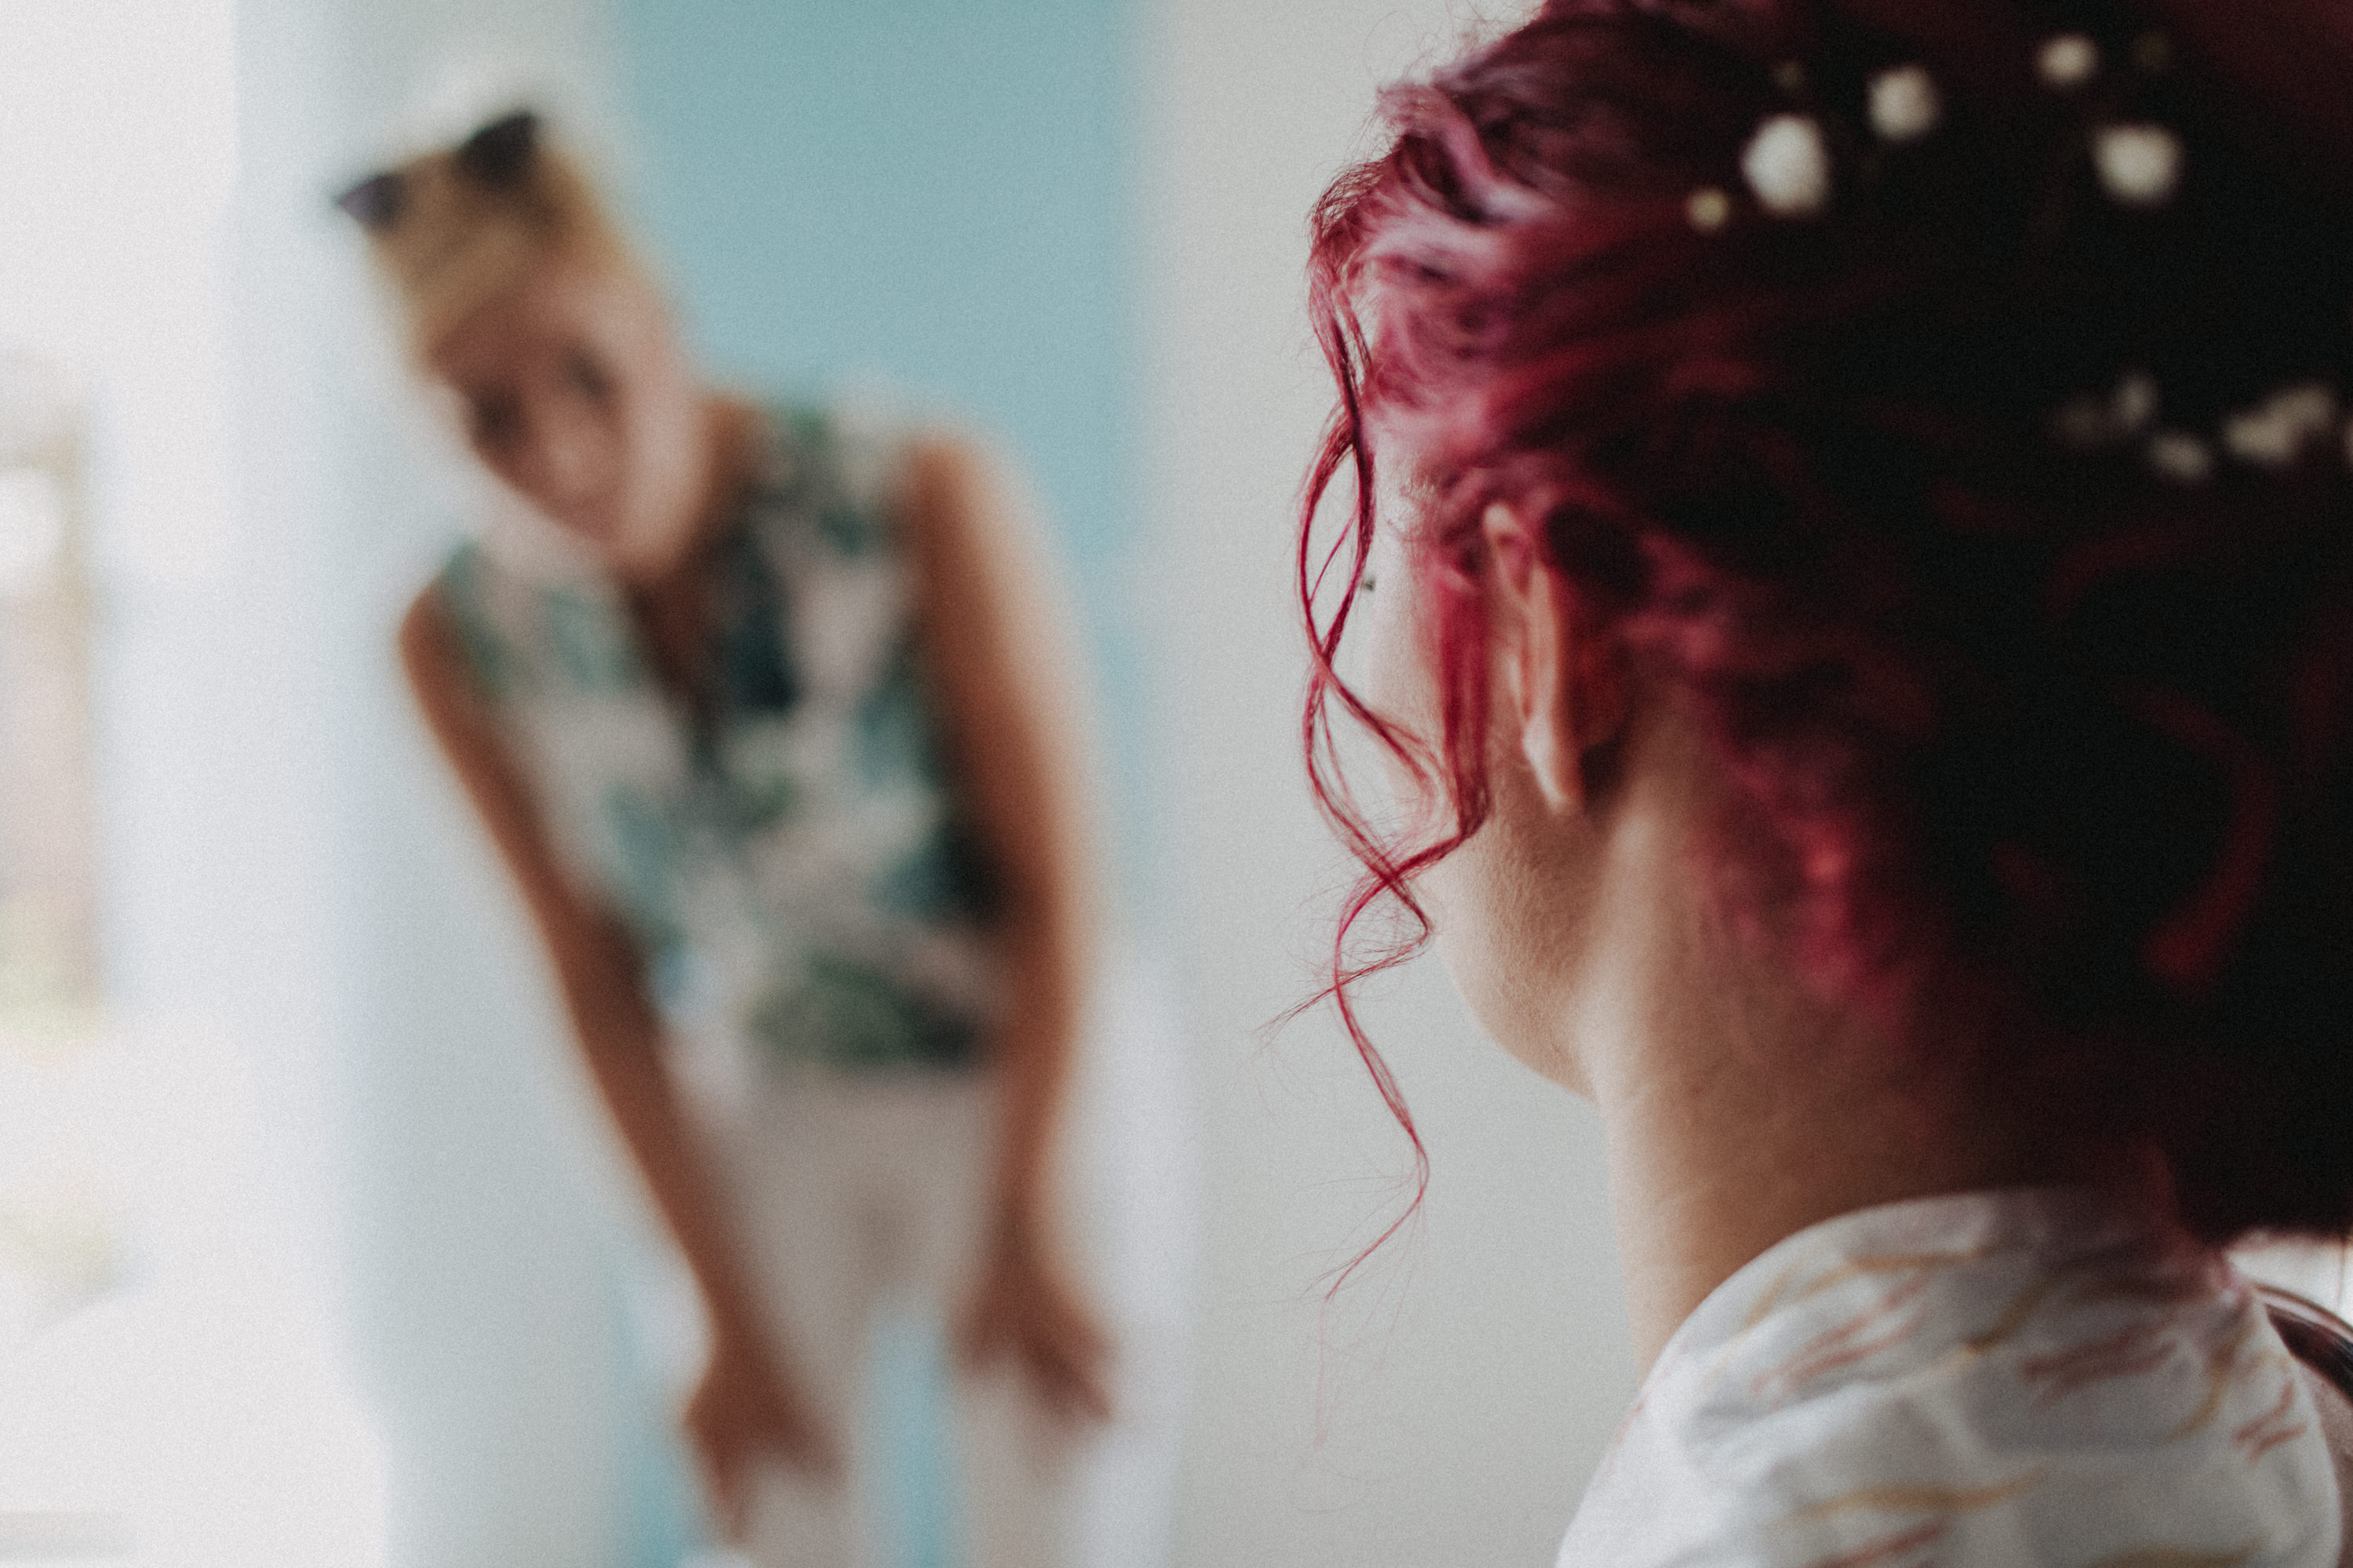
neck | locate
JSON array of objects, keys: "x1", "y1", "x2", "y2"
[{"x1": 1560, "y1": 790, "x2": 2086, "y2": 1372}]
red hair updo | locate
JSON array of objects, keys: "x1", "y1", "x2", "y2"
[{"x1": 1302, "y1": 0, "x2": 2353, "y2": 1242}]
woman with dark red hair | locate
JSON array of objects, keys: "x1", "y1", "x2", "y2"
[{"x1": 1303, "y1": 2, "x2": 2353, "y2": 1561}]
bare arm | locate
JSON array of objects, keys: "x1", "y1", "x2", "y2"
[
  {"x1": 399, "y1": 586, "x2": 835, "y2": 1500},
  {"x1": 901, "y1": 435, "x2": 1102, "y2": 1239},
  {"x1": 900, "y1": 435, "x2": 1113, "y2": 1418}
]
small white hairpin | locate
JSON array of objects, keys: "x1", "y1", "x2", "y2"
[
  {"x1": 2094, "y1": 124, "x2": 2184, "y2": 207},
  {"x1": 2112, "y1": 371, "x2": 2159, "y2": 434},
  {"x1": 1685, "y1": 186, "x2": 1733, "y2": 232},
  {"x1": 2050, "y1": 370, "x2": 2161, "y2": 449},
  {"x1": 2222, "y1": 384, "x2": 2340, "y2": 467},
  {"x1": 1743, "y1": 114, "x2": 1832, "y2": 218},
  {"x1": 2038, "y1": 34, "x2": 2100, "y2": 89},
  {"x1": 1868, "y1": 66, "x2": 1942, "y2": 144},
  {"x1": 2051, "y1": 395, "x2": 2114, "y2": 449},
  {"x1": 2147, "y1": 430, "x2": 2215, "y2": 485}
]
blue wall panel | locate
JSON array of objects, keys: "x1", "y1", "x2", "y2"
[{"x1": 612, "y1": 0, "x2": 1140, "y2": 763}]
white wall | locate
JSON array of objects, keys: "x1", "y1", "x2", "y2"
[
  {"x1": 0, "y1": 6, "x2": 388, "y2": 1561},
  {"x1": 1139, "y1": 4, "x2": 1639, "y2": 1566},
  {"x1": 226, "y1": 3, "x2": 683, "y2": 1565}
]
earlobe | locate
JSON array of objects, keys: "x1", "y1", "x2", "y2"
[
  {"x1": 1482, "y1": 501, "x2": 1612, "y2": 817},
  {"x1": 1523, "y1": 696, "x2": 1581, "y2": 814},
  {"x1": 1517, "y1": 572, "x2": 1583, "y2": 817}
]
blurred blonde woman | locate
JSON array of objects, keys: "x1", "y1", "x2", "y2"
[{"x1": 338, "y1": 111, "x2": 1153, "y2": 1567}]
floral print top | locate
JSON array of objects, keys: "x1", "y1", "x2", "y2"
[
  {"x1": 437, "y1": 402, "x2": 1002, "y2": 1073},
  {"x1": 1561, "y1": 1188, "x2": 2340, "y2": 1568}
]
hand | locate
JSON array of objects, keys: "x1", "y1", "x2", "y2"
[
  {"x1": 683, "y1": 1326, "x2": 841, "y2": 1542},
  {"x1": 953, "y1": 1218, "x2": 1115, "y2": 1427}
]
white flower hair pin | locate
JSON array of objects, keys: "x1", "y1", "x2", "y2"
[
  {"x1": 2038, "y1": 33, "x2": 2100, "y2": 90},
  {"x1": 1677, "y1": 28, "x2": 2353, "y2": 487},
  {"x1": 2051, "y1": 372, "x2": 2353, "y2": 488},
  {"x1": 1867, "y1": 65, "x2": 1941, "y2": 144},
  {"x1": 1692, "y1": 31, "x2": 2189, "y2": 231},
  {"x1": 2093, "y1": 124, "x2": 2184, "y2": 207},
  {"x1": 1742, "y1": 114, "x2": 1834, "y2": 218}
]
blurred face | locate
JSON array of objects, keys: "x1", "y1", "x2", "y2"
[{"x1": 426, "y1": 251, "x2": 711, "y2": 580}]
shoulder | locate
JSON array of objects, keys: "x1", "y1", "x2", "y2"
[
  {"x1": 770, "y1": 400, "x2": 1039, "y2": 577},
  {"x1": 406, "y1": 537, "x2": 562, "y2": 708},
  {"x1": 889, "y1": 427, "x2": 1040, "y2": 566},
  {"x1": 895, "y1": 429, "x2": 994, "y2": 538},
  {"x1": 759, "y1": 397, "x2": 992, "y2": 513},
  {"x1": 1566, "y1": 1229, "x2": 2340, "y2": 1568},
  {"x1": 401, "y1": 566, "x2": 525, "y2": 766},
  {"x1": 399, "y1": 579, "x2": 464, "y2": 696},
  {"x1": 400, "y1": 579, "x2": 504, "y2": 755},
  {"x1": 898, "y1": 427, "x2": 992, "y2": 487},
  {"x1": 891, "y1": 429, "x2": 1076, "y2": 662}
]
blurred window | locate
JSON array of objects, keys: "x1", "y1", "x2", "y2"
[{"x1": 0, "y1": 355, "x2": 119, "y2": 1355}]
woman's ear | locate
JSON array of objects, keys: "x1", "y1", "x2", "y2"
[{"x1": 1481, "y1": 502, "x2": 1623, "y2": 814}]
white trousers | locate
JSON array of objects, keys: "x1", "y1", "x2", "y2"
[{"x1": 674, "y1": 958, "x2": 1196, "y2": 1568}]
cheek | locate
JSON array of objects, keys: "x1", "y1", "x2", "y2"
[
  {"x1": 540, "y1": 412, "x2": 625, "y2": 504},
  {"x1": 1366, "y1": 573, "x2": 1588, "y2": 1082},
  {"x1": 1360, "y1": 548, "x2": 1448, "y2": 817},
  {"x1": 1347, "y1": 533, "x2": 1582, "y2": 1078},
  {"x1": 1423, "y1": 784, "x2": 1585, "y2": 1086},
  {"x1": 1358, "y1": 565, "x2": 1520, "y2": 1020},
  {"x1": 615, "y1": 377, "x2": 701, "y2": 515},
  {"x1": 1360, "y1": 580, "x2": 1419, "y2": 722}
]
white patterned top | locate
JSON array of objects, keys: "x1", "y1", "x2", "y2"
[
  {"x1": 439, "y1": 402, "x2": 1004, "y2": 1074},
  {"x1": 1561, "y1": 1188, "x2": 2340, "y2": 1568}
]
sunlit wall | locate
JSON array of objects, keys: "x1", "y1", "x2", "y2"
[
  {"x1": 0, "y1": 2, "x2": 388, "y2": 1564},
  {"x1": 231, "y1": 1, "x2": 668, "y2": 1565}
]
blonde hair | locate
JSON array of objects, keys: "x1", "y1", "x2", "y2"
[{"x1": 343, "y1": 112, "x2": 643, "y2": 354}]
